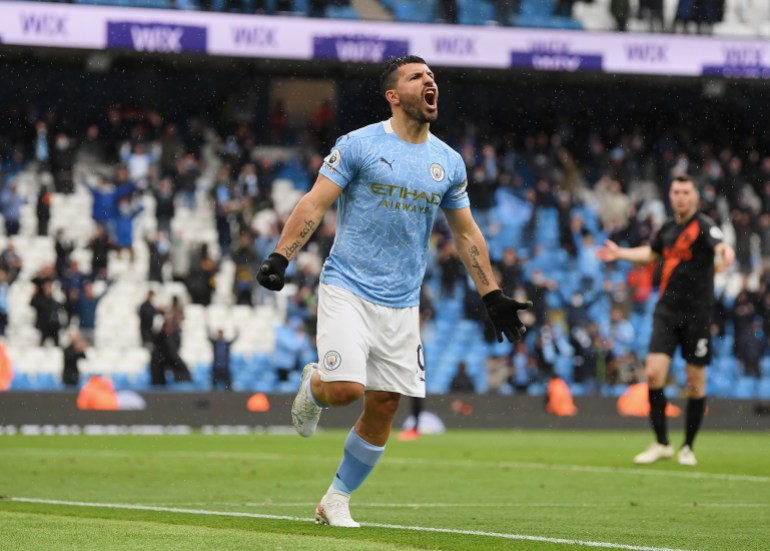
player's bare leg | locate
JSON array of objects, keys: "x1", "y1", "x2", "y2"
[{"x1": 316, "y1": 391, "x2": 400, "y2": 527}]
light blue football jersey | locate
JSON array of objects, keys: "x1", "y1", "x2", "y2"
[{"x1": 319, "y1": 119, "x2": 469, "y2": 308}]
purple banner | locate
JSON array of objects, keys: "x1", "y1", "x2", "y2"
[
  {"x1": 313, "y1": 35, "x2": 408, "y2": 62},
  {"x1": 107, "y1": 21, "x2": 207, "y2": 53},
  {"x1": 702, "y1": 65, "x2": 770, "y2": 78},
  {"x1": 510, "y1": 51, "x2": 603, "y2": 72}
]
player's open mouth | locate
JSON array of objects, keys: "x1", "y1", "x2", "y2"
[{"x1": 424, "y1": 89, "x2": 437, "y2": 109}]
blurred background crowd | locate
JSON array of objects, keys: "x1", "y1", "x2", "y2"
[{"x1": 2, "y1": 0, "x2": 770, "y2": 399}]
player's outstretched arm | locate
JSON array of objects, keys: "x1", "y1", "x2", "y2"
[
  {"x1": 443, "y1": 207, "x2": 531, "y2": 342},
  {"x1": 596, "y1": 240, "x2": 658, "y2": 264},
  {"x1": 257, "y1": 175, "x2": 342, "y2": 291}
]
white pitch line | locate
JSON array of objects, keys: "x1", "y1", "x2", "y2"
[
  {"x1": 237, "y1": 501, "x2": 770, "y2": 509},
  {"x1": 4, "y1": 497, "x2": 689, "y2": 551},
  {"x1": 3, "y1": 447, "x2": 768, "y2": 484}
]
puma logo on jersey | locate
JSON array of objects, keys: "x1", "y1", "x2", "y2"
[{"x1": 379, "y1": 157, "x2": 395, "y2": 170}]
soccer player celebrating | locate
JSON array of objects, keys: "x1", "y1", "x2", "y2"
[
  {"x1": 257, "y1": 55, "x2": 530, "y2": 526},
  {"x1": 597, "y1": 174, "x2": 735, "y2": 466}
]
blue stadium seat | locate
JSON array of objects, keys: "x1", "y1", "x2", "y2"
[
  {"x1": 457, "y1": 0, "x2": 496, "y2": 25},
  {"x1": 390, "y1": 0, "x2": 436, "y2": 23},
  {"x1": 324, "y1": 5, "x2": 360, "y2": 19}
]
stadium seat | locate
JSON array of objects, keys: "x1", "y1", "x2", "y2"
[
  {"x1": 390, "y1": 0, "x2": 437, "y2": 23},
  {"x1": 324, "y1": 5, "x2": 360, "y2": 19},
  {"x1": 457, "y1": 0, "x2": 496, "y2": 25}
]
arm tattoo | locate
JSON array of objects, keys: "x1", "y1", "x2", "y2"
[
  {"x1": 299, "y1": 219, "x2": 316, "y2": 239},
  {"x1": 282, "y1": 219, "x2": 317, "y2": 259},
  {"x1": 282, "y1": 240, "x2": 302, "y2": 259},
  {"x1": 468, "y1": 245, "x2": 490, "y2": 286}
]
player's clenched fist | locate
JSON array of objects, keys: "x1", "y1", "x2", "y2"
[
  {"x1": 257, "y1": 253, "x2": 289, "y2": 291},
  {"x1": 482, "y1": 290, "x2": 532, "y2": 343}
]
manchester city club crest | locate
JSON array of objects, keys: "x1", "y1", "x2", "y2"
[
  {"x1": 323, "y1": 350, "x2": 342, "y2": 371},
  {"x1": 430, "y1": 163, "x2": 445, "y2": 182}
]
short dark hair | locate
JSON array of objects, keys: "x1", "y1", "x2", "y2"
[
  {"x1": 672, "y1": 174, "x2": 696, "y2": 186},
  {"x1": 380, "y1": 55, "x2": 427, "y2": 95}
]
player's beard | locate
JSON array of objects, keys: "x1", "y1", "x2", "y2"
[{"x1": 402, "y1": 98, "x2": 438, "y2": 124}]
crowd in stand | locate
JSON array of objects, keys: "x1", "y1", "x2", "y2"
[{"x1": 1, "y1": 73, "x2": 769, "y2": 393}]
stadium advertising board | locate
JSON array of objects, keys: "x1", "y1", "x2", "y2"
[{"x1": 3, "y1": 1, "x2": 770, "y2": 79}]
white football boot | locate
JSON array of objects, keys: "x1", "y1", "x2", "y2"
[
  {"x1": 677, "y1": 445, "x2": 697, "y2": 466},
  {"x1": 634, "y1": 442, "x2": 674, "y2": 464},
  {"x1": 291, "y1": 363, "x2": 322, "y2": 437},
  {"x1": 315, "y1": 492, "x2": 360, "y2": 528}
]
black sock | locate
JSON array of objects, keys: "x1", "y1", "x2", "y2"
[
  {"x1": 648, "y1": 388, "x2": 669, "y2": 445},
  {"x1": 684, "y1": 397, "x2": 706, "y2": 449}
]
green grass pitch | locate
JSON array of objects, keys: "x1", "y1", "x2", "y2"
[{"x1": 1, "y1": 429, "x2": 768, "y2": 550}]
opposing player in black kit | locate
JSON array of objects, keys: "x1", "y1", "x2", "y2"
[{"x1": 597, "y1": 175, "x2": 735, "y2": 466}]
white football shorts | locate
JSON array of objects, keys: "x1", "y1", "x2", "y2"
[{"x1": 316, "y1": 283, "x2": 426, "y2": 397}]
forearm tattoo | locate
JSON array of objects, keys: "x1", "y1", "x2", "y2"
[
  {"x1": 282, "y1": 219, "x2": 316, "y2": 259},
  {"x1": 299, "y1": 218, "x2": 316, "y2": 239},
  {"x1": 468, "y1": 245, "x2": 490, "y2": 286}
]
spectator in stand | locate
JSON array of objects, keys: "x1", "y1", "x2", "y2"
[
  {"x1": 208, "y1": 327, "x2": 239, "y2": 390},
  {"x1": 158, "y1": 122, "x2": 185, "y2": 179},
  {"x1": 30, "y1": 279, "x2": 63, "y2": 347},
  {"x1": 449, "y1": 360, "x2": 476, "y2": 393},
  {"x1": 231, "y1": 230, "x2": 259, "y2": 306},
  {"x1": 85, "y1": 172, "x2": 135, "y2": 236},
  {"x1": 60, "y1": 259, "x2": 86, "y2": 326},
  {"x1": 437, "y1": 0, "x2": 458, "y2": 23},
  {"x1": 149, "y1": 311, "x2": 191, "y2": 385},
  {"x1": 154, "y1": 177, "x2": 176, "y2": 236},
  {"x1": 62, "y1": 329, "x2": 88, "y2": 387},
  {"x1": 146, "y1": 230, "x2": 171, "y2": 283},
  {"x1": 51, "y1": 131, "x2": 76, "y2": 194},
  {"x1": 87, "y1": 224, "x2": 114, "y2": 280},
  {"x1": 495, "y1": 0, "x2": 519, "y2": 25},
  {"x1": 0, "y1": 269, "x2": 8, "y2": 337},
  {"x1": 77, "y1": 280, "x2": 111, "y2": 345},
  {"x1": 36, "y1": 183, "x2": 52, "y2": 236},
  {"x1": 736, "y1": 316, "x2": 764, "y2": 378},
  {"x1": 638, "y1": 0, "x2": 666, "y2": 32},
  {"x1": 187, "y1": 243, "x2": 217, "y2": 306},
  {"x1": 138, "y1": 289, "x2": 159, "y2": 349},
  {"x1": 212, "y1": 170, "x2": 236, "y2": 257},
  {"x1": 0, "y1": 242, "x2": 22, "y2": 285},
  {"x1": 1, "y1": 179, "x2": 25, "y2": 237},
  {"x1": 272, "y1": 318, "x2": 314, "y2": 383},
  {"x1": 509, "y1": 340, "x2": 533, "y2": 394},
  {"x1": 120, "y1": 140, "x2": 158, "y2": 191},
  {"x1": 114, "y1": 196, "x2": 144, "y2": 263},
  {"x1": 176, "y1": 153, "x2": 201, "y2": 209},
  {"x1": 610, "y1": 0, "x2": 631, "y2": 31},
  {"x1": 78, "y1": 124, "x2": 107, "y2": 166}
]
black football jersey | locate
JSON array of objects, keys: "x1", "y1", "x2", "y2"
[{"x1": 650, "y1": 212, "x2": 723, "y2": 308}]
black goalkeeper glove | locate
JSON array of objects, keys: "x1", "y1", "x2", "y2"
[
  {"x1": 482, "y1": 290, "x2": 532, "y2": 343},
  {"x1": 256, "y1": 253, "x2": 289, "y2": 291}
]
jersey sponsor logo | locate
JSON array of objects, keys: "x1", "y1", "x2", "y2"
[
  {"x1": 659, "y1": 219, "x2": 700, "y2": 297},
  {"x1": 324, "y1": 149, "x2": 341, "y2": 171},
  {"x1": 430, "y1": 163, "x2": 445, "y2": 182},
  {"x1": 370, "y1": 183, "x2": 441, "y2": 204},
  {"x1": 322, "y1": 350, "x2": 342, "y2": 371}
]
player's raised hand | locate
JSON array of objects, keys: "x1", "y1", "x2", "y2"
[
  {"x1": 595, "y1": 240, "x2": 620, "y2": 262},
  {"x1": 256, "y1": 253, "x2": 289, "y2": 291},
  {"x1": 482, "y1": 290, "x2": 532, "y2": 343}
]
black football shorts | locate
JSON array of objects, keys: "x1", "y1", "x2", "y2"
[{"x1": 648, "y1": 302, "x2": 712, "y2": 366}]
